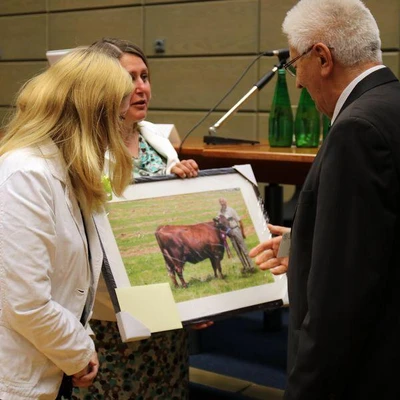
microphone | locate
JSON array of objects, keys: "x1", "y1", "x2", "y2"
[
  {"x1": 263, "y1": 48, "x2": 290, "y2": 60},
  {"x1": 204, "y1": 58, "x2": 287, "y2": 145}
]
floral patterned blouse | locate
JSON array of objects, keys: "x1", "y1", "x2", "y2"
[{"x1": 133, "y1": 133, "x2": 167, "y2": 177}]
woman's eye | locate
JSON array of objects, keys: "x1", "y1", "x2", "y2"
[{"x1": 130, "y1": 74, "x2": 148, "y2": 83}]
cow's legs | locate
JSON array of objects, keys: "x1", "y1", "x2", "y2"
[
  {"x1": 211, "y1": 260, "x2": 218, "y2": 278},
  {"x1": 163, "y1": 255, "x2": 187, "y2": 288},
  {"x1": 175, "y1": 266, "x2": 188, "y2": 288},
  {"x1": 161, "y1": 252, "x2": 181, "y2": 288},
  {"x1": 166, "y1": 268, "x2": 179, "y2": 288},
  {"x1": 211, "y1": 258, "x2": 224, "y2": 279}
]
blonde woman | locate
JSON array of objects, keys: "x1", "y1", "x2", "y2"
[{"x1": 0, "y1": 48, "x2": 133, "y2": 399}]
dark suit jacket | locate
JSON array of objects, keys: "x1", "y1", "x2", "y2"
[{"x1": 285, "y1": 67, "x2": 400, "y2": 400}]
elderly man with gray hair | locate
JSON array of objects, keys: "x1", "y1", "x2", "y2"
[{"x1": 250, "y1": 0, "x2": 400, "y2": 399}]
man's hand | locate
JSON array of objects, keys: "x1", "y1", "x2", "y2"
[
  {"x1": 249, "y1": 224, "x2": 290, "y2": 275},
  {"x1": 72, "y1": 352, "x2": 99, "y2": 388},
  {"x1": 171, "y1": 159, "x2": 199, "y2": 178}
]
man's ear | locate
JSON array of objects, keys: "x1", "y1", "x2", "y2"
[{"x1": 314, "y1": 43, "x2": 333, "y2": 77}]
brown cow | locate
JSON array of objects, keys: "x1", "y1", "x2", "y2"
[{"x1": 155, "y1": 218, "x2": 230, "y2": 288}]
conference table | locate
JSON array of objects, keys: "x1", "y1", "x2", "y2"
[
  {"x1": 176, "y1": 137, "x2": 319, "y2": 224},
  {"x1": 177, "y1": 137, "x2": 318, "y2": 185}
]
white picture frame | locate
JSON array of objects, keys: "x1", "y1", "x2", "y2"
[{"x1": 106, "y1": 165, "x2": 287, "y2": 326}]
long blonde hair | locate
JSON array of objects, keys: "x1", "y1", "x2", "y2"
[{"x1": 0, "y1": 48, "x2": 133, "y2": 212}]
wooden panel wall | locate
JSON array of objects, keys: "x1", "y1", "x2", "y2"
[
  {"x1": 0, "y1": 0, "x2": 399, "y2": 143},
  {"x1": 0, "y1": 62, "x2": 47, "y2": 105},
  {"x1": 149, "y1": 57, "x2": 259, "y2": 110},
  {"x1": 144, "y1": 0, "x2": 258, "y2": 56},
  {"x1": 48, "y1": 0, "x2": 139, "y2": 11},
  {"x1": 0, "y1": 0, "x2": 46, "y2": 15},
  {"x1": 49, "y1": 7, "x2": 143, "y2": 50},
  {"x1": 0, "y1": 14, "x2": 47, "y2": 60},
  {"x1": 365, "y1": 0, "x2": 400, "y2": 49}
]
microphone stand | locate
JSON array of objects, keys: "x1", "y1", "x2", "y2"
[{"x1": 204, "y1": 58, "x2": 287, "y2": 145}]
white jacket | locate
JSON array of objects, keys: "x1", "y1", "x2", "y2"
[
  {"x1": 0, "y1": 142, "x2": 104, "y2": 399},
  {"x1": 138, "y1": 121, "x2": 180, "y2": 174},
  {"x1": 104, "y1": 120, "x2": 180, "y2": 179}
]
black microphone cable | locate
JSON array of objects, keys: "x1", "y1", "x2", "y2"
[{"x1": 178, "y1": 51, "x2": 271, "y2": 153}]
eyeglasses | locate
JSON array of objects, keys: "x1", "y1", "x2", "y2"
[{"x1": 283, "y1": 45, "x2": 315, "y2": 77}]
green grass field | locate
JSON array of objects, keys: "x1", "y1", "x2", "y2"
[{"x1": 108, "y1": 188, "x2": 274, "y2": 303}]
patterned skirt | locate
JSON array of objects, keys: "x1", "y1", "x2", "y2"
[{"x1": 73, "y1": 320, "x2": 189, "y2": 400}]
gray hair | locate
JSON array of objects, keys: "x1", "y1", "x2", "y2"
[{"x1": 282, "y1": 0, "x2": 382, "y2": 66}]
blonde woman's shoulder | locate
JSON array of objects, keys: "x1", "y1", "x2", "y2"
[{"x1": 0, "y1": 142, "x2": 64, "y2": 185}]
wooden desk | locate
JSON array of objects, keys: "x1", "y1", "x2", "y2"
[
  {"x1": 177, "y1": 138, "x2": 319, "y2": 225},
  {"x1": 177, "y1": 138, "x2": 319, "y2": 186}
]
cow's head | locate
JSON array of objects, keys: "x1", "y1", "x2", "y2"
[{"x1": 213, "y1": 215, "x2": 231, "y2": 236}]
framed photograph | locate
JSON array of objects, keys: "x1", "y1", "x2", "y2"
[{"x1": 107, "y1": 165, "x2": 287, "y2": 325}]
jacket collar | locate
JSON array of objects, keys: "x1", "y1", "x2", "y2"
[
  {"x1": 338, "y1": 67, "x2": 398, "y2": 120},
  {"x1": 38, "y1": 140, "x2": 68, "y2": 183},
  {"x1": 138, "y1": 121, "x2": 178, "y2": 163}
]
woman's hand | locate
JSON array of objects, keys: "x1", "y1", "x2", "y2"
[
  {"x1": 171, "y1": 159, "x2": 199, "y2": 178},
  {"x1": 189, "y1": 320, "x2": 214, "y2": 330},
  {"x1": 72, "y1": 352, "x2": 99, "y2": 388},
  {"x1": 249, "y1": 224, "x2": 290, "y2": 275}
]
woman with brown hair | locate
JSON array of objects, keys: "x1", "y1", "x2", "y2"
[{"x1": 73, "y1": 37, "x2": 208, "y2": 400}]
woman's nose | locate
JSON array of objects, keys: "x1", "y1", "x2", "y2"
[{"x1": 135, "y1": 78, "x2": 145, "y2": 92}]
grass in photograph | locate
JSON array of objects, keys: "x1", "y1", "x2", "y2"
[{"x1": 108, "y1": 188, "x2": 274, "y2": 303}]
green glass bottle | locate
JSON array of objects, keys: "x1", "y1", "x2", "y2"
[
  {"x1": 322, "y1": 114, "x2": 331, "y2": 141},
  {"x1": 268, "y1": 69, "x2": 293, "y2": 147},
  {"x1": 294, "y1": 88, "x2": 320, "y2": 147}
]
